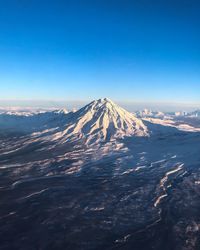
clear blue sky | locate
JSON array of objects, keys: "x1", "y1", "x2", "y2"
[{"x1": 0, "y1": 0, "x2": 199, "y2": 105}]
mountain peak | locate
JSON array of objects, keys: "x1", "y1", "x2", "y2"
[
  {"x1": 89, "y1": 98, "x2": 121, "y2": 112},
  {"x1": 91, "y1": 97, "x2": 114, "y2": 107},
  {"x1": 54, "y1": 108, "x2": 68, "y2": 114},
  {"x1": 62, "y1": 98, "x2": 148, "y2": 145},
  {"x1": 98, "y1": 97, "x2": 112, "y2": 103}
]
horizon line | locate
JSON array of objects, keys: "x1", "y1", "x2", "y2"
[{"x1": 0, "y1": 98, "x2": 200, "y2": 106}]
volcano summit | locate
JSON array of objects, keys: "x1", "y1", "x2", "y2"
[
  {"x1": 0, "y1": 98, "x2": 200, "y2": 250},
  {"x1": 59, "y1": 98, "x2": 148, "y2": 144}
]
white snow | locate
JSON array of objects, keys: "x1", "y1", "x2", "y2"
[
  {"x1": 144, "y1": 117, "x2": 200, "y2": 132},
  {"x1": 60, "y1": 98, "x2": 148, "y2": 145}
]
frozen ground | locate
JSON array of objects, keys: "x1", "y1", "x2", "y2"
[{"x1": 0, "y1": 99, "x2": 200, "y2": 250}]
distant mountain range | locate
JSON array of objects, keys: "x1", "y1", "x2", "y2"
[
  {"x1": 0, "y1": 98, "x2": 199, "y2": 142},
  {"x1": 0, "y1": 99, "x2": 199, "y2": 250}
]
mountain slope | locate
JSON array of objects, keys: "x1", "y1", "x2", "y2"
[
  {"x1": 0, "y1": 110, "x2": 70, "y2": 134},
  {"x1": 59, "y1": 98, "x2": 148, "y2": 144}
]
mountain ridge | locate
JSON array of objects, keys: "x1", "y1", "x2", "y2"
[{"x1": 60, "y1": 98, "x2": 148, "y2": 144}]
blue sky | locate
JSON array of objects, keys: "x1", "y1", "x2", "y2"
[{"x1": 0, "y1": 0, "x2": 200, "y2": 106}]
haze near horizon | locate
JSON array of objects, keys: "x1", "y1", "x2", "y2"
[{"x1": 0, "y1": 0, "x2": 199, "y2": 108}]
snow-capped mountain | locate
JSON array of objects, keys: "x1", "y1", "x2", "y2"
[
  {"x1": 1, "y1": 99, "x2": 199, "y2": 145},
  {"x1": 189, "y1": 110, "x2": 200, "y2": 118},
  {"x1": 135, "y1": 109, "x2": 165, "y2": 118},
  {"x1": 53, "y1": 108, "x2": 68, "y2": 114},
  {"x1": 0, "y1": 109, "x2": 69, "y2": 133},
  {"x1": 0, "y1": 100, "x2": 199, "y2": 250},
  {"x1": 58, "y1": 98, "x2": 148, "y2": 144},
  {"x1": 0, "y1": 98, "x2": 149, "y2": 146}
]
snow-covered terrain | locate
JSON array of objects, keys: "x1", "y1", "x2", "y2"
[
  {"x1": 57, "y1": 98, "x2": 148, "y2": 144},
  {"x1": 0, "y1": 98, "x2": 200, "y2": 250},
  {"x1": 190, "y1": 110, "x2": 200, "y2": 117},
  {"x1": 144, "y1": 117, "x2": 200, "y2": 132}
]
